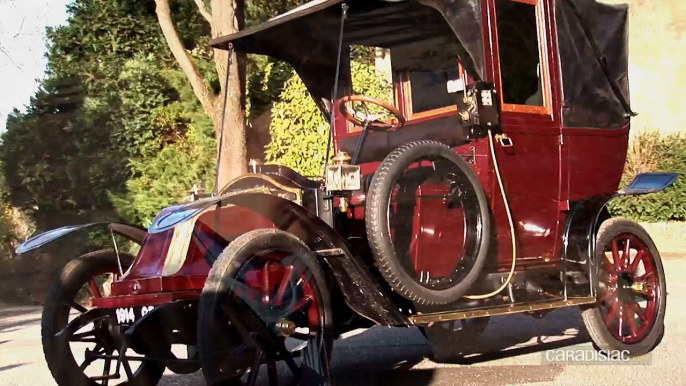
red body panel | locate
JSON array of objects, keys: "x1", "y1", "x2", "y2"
[
  {"x1": 111, "y1": 206, "x2": 276, "y2": 297},
  {"x1": 101, "y1": 0, "x2": 628, "y2": 308},
  {"x1": 411, "y1": 185, "x2": 466, "y2": 277}
]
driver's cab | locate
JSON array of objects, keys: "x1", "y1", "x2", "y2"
[{"x1": 333, "y1": 5, "x2": 478, "y2": 171}]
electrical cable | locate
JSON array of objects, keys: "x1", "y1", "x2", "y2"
[{"x1": 464, "y1": 129, "x2": 517, "y2": 300}]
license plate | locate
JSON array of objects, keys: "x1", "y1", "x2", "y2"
[{"x1": 114, "y1": 306, "x2": 155, "y2": 325}]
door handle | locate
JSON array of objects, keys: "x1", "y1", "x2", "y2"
[{"x1": 495, "y1": 133, "x2": 514, "y2": 148}]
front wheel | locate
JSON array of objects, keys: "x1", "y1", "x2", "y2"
[
  {"x1": 582, "y1": 218, "x2": 666, "y2": 356},
  {"x1": 41, "y1": 250, "x2": 165, "y2": 386},
  {"x1": 198, "y1": 229, "x2": 334, "y2": 386}
]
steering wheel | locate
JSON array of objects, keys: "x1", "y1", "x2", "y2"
[{"x1": 336, "y1": 95, "x2": 406, "y2": 132}]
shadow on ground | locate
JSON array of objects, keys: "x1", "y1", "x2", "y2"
[
  {"x1": 0, "y1": 316, "x2": 41, "y2": 333},
  {"x1": 158, "y1": 307, "x2": 588, "y2": 386},
  {"x1": 0, "y1": 363, "x2": 26, "y2": 373}
]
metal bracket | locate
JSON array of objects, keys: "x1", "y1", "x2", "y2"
[
  {"x1": 460, "y1": 146, "x2": 477, "y2": 165},
  {"x1": 315, "y1": 248, "x2": 345, "y2": 257},
  {"x1": 109, "y1": 225, "x2": 123, "y2": 276}
]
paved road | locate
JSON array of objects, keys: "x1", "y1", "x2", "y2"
[{"x1": 2, "y1": 258, "x2": 685, "y2": 386}]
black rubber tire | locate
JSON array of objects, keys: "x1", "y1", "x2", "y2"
[
  {"x1": 198, "y1": 229, "x2": 334, "y2": 386},
  {"x1": 421, "y1": 317, "x2": 490, "y2": 362},
  {"x1": 42, "y1": 250, "x2": 165, "y2": 386},
  {"x1": 365, "y1": 140, "x2": 491, "y2": 305},
  {"x1": 581, "y1": 218, "x2": 667, "y2": 357}
]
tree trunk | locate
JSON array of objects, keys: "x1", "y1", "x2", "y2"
[
  {"x1": 211, "y1": 0, "x2": 247, "y2": 190},
  {"x1": 155, "y1": 0, "x2": 248, "y2": 191}
]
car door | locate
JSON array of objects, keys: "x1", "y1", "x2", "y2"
[{"x1": 488, "y1": 0, "x2": 565, "y2": 268}]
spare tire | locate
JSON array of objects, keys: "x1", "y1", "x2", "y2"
[{"x1": 365, "y1": 140, "x2": 491, "y2": 305}]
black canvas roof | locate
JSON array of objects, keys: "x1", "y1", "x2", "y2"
[{"x1": 211, "y1": 0, "x2": 631, "y2": 129}]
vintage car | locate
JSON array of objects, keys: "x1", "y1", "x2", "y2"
[{"x1": 17, "y1": 0, "x2": 677, "y2": 385}]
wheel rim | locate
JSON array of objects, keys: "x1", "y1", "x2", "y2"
[
  {"x1": 51, "y1": 267, "x2": 148, "y2": 385},
  {"x1": 215, "y1": 251, "x2": 329, "y2": 386},
  {"x1": 598, "y1": 233, "x2": 661, "y2": 344},
  {"x1": 388, "y1": 156, "x2": 484, "y2": 291}
]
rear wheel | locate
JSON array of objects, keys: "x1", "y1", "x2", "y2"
[
  {"x1": 198, "y1": 229, "x2": 333, "y2": 386},
  {"x1": 41, "y1": 250, "x2": 165, "y2": 386},
  {"x1": 582, "y1": 218, "x2": 666, "y2": 356}
]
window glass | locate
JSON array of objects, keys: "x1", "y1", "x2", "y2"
[
  {"x1": 495, "y1": 0, "x2": 544, "y2": 106},
  {"x1": 392, "y1": 35, "x2": 463, "y2": 115},
  {"x1": 409, "y1": 67, "x2": 460, "y2": 113}
]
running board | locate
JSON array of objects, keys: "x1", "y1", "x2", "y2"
[{"x1": 409, "y1": 297, "x2": 597, "y2": 325}]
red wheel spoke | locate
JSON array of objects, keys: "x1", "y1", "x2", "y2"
[
  {"x1": 622, "y1": 239, "x2": 631, "y2": 269},
  {"x1": 262, "y1": 262, "x2": 271, "y2": 304},
  {"x1": 605, "y1": 298, "x2": 618, "y2": 325},
  {"x1": 89, "y1": 279, "x2": 101, "y2": 299},
  {"x1": 274, "y1": 266, "x2": 294, "y2": 306},
  {"x1": 626, "y1": 307, "x2": 639, "y2": 338},
  {"x1": 288, "y1": 295, "x2": 313, "y2": 315},
  {"x1": 645, "y1": 284, "x2": 657, "y2": 300},
  {"x1": 629, "y1": 301, "x2": 648, "y2": 323},
  {"x1": 630, "y1": 250, "x2": 645, "y2": 274},
  {"x1": 635, "y1": 271, "x2": 653, "y2": 281},
  {"x1": 603, "y1": 258, "x2": 615, "y2": 275},
  {"x1": 617, "y1": 304, "x2": 625, "y2": 337},
  {"x1": 600, "y1": 288, "x2": 617, "y2": 303},
  {"x1": 611, "y1": 239, "x2": 622, "y2": 270}
]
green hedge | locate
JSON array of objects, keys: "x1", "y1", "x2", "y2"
[
  {"x1": 609, "y1": 132, "x2": 686, "y2": 222},
  {"x1": 265, "y1": 60, "x2": 394, "y2": 177}
]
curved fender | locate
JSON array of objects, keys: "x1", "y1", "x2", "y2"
[
  {"x1": 227, "y1": 193, "x2": 408, "y2": 326},
  {"x1": 16, "y1": 222, "x2": 147, "y2": 255},
  {"x1": 562, "y1": 173, "x2": 678, "y2": 297},
  {"x1": 150, "y1": 191, "x2": 407, "y2": 325}
]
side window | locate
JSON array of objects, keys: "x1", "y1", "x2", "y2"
[
  {"x1": 495, "y1": 0, "x2": 549, "y2": 111},
  {"x1": 408, "y1": 66, "x2": 460, "y2": 114},
  {"x1": 392, "y1": 33, "x2": 464, "y2": 119}
]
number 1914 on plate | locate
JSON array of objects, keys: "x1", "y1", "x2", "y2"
[{"x1": 115, "y1": 306, "x2": 155, "y2": 324}]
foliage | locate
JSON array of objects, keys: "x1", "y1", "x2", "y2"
[
  {"x1": 265, "y1": 61, "x2": 394, "y2": 176},
  {"x1": 246, "y1": 0, "x2": 307, "y2": 26},
  {"x1": 108, "y1": 64, "x2": 218, "y2": 226},
  {"x1": 246, "y1": 56, "x2": 293, "y2": 117},
  {"x1": 609, "y1": 132, "x2": 686, "y2": 222},
  {"x1": 110, "y1": 125, "x2": 216, "y2": 226},
  {"x1": 0, "y1": 0, "x2": 210, "y2": 233}
]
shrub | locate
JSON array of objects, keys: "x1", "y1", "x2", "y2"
[
  {"x1": 609, "y1": 132, "x2": 686, "y2": 222},
  {"x1": 265, "y1": 61, "x2": 394, "y2": 177}
]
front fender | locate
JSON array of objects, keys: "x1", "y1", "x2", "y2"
[
  {"x1": 149, "y1": 190, "x2": 407, "y2": 326},
  {"x1": 562, "y1": 172, "x2": 679, "y2": 297},
  {"x1": 226, "y1": 193, "x2": 408, "y2": 326},
  {"x1": 16, "y1": 222, "x2": 147, "y2": 255}
]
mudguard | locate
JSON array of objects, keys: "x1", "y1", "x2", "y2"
[
  {"x1": 15, "y1": 222, "x2": 147, "y2": 255},
  {"x1": 149, "y1": 190, "x2": 408, "y2": 326},
  {"x1": 562, "y1": 172, "x2": 679, "y2": 298}
]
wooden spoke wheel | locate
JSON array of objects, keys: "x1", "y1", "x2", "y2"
[
  {"x1": 41, "y1": 251, "x2": 164, "y2": 386},
  {"x1": 582, "y1": 218, "x2": 666, "y2": 356},
  {"x1": 198, "y1": 229, "x2": 333, "y2": 386}
]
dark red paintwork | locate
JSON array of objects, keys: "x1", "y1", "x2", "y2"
[{"x1": 100, "y1": 0, "x2": 629, "y2": 306}]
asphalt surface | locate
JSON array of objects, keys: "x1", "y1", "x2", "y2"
[{"x1": 1, "y1": 258, "x2": 685, "y2": 386}]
